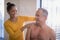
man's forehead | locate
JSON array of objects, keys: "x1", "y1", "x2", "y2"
[
  {"x1": 36, "y1": 10, "x2": 43, "y2": 14},
  {"x1": 36, "y1": 8, "x2": 48, "y2": 17}
]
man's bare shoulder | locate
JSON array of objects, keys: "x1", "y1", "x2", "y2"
[
  {"x1": 47, "y1": 26, "x2": 55, "y2": 33},
  {"x1": 47, "y1": 26, "x2": 56, "y2": 38}
]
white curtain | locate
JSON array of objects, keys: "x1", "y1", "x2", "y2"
[{"x1": 42, "y1": 0, "x2": 60, "y2": 40}]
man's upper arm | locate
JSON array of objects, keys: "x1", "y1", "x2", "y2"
[
  {"x1": 25, "y1": 25, "x2": 31, "y2": 40},
  {"x1": 50, "y1": 29, "x2": 56, "y2": 40},
  {"x1": 53, "y1": 31, "x2": 56, "y2": 40}
]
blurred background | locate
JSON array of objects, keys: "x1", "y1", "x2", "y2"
[
  {"x1": 0, "y1": 0, "x2": 60, "y2": 40},
  {"x1": 0, "y1": 0, "x2": 4, "y2": 40}
]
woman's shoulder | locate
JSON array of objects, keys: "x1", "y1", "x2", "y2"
[{"x1": 4, "y1": 19, "x2": 10, "y2": 27}]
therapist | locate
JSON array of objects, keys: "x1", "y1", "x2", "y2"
[{"x1": 4, "y1": 2, "x2": 35, "y2": 40}]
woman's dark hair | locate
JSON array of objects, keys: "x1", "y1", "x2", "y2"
[{"x1": 7, "y1": 2, "x2": 15, "y2": 12}]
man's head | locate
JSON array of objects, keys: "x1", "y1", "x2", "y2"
[{"x1": 35, "y1": 8, "x2": 48, "y2": 24}]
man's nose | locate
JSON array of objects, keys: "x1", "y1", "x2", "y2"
[{"x1": 36, "y1": 16, "x2": 40, "y2": 20}]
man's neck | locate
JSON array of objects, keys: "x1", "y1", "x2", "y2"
[{"x1": 36, "y1": 22, "x2": 46, "y2": 28}]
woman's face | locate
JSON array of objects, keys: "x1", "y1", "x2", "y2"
[{"x1": 8, "y1": 6, "x2": 17, "y2": 18}]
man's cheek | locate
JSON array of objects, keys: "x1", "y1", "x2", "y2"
[{"x1": 39, "y1": 18, "x2": 44, "y2": 21}]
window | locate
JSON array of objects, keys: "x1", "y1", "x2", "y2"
[
  {"x1": 0, "y1": 0, "x2": 4, "y2": 40},
  {"x1": 41, "y1": 0, "x2": 60, "y2": 40},
  {"x1": 37, "y1": 0, "x2": 60, "y2": 40}
]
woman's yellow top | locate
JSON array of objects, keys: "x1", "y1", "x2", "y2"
[{"x1": 4, "y1": 16, "x2": 35, "y2": 40}]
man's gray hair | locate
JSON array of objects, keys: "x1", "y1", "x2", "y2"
[{"x1": 38, "y1": 8, "x2": 48, "y2": 16}]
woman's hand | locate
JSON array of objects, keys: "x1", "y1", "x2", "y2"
[{"x1": 20, "y1": 26, "x2": 27, "y2": 32}]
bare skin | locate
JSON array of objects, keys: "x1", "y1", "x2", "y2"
[
  {"x1": 25, "y1": 23, "x2": 56, "y2": 40},
  {"x1": 24, "y1": 8, "x2": 56, "y2": 40}
]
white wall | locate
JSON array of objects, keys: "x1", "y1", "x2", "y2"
[
  {"x1": 4, "y1": 0, "x2": 36, "y2": 40},
  {"x1": 19, "y1": 0, "x2": 36, "y2": 16}
]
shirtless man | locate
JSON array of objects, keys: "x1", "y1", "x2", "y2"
[{"x1": 24, "y1": 8, "x2": 56, "y2": 40}]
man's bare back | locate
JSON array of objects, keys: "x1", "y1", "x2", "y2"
[{"x1": 25, "y1": 23, "x2": 56, "y2": 40}]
